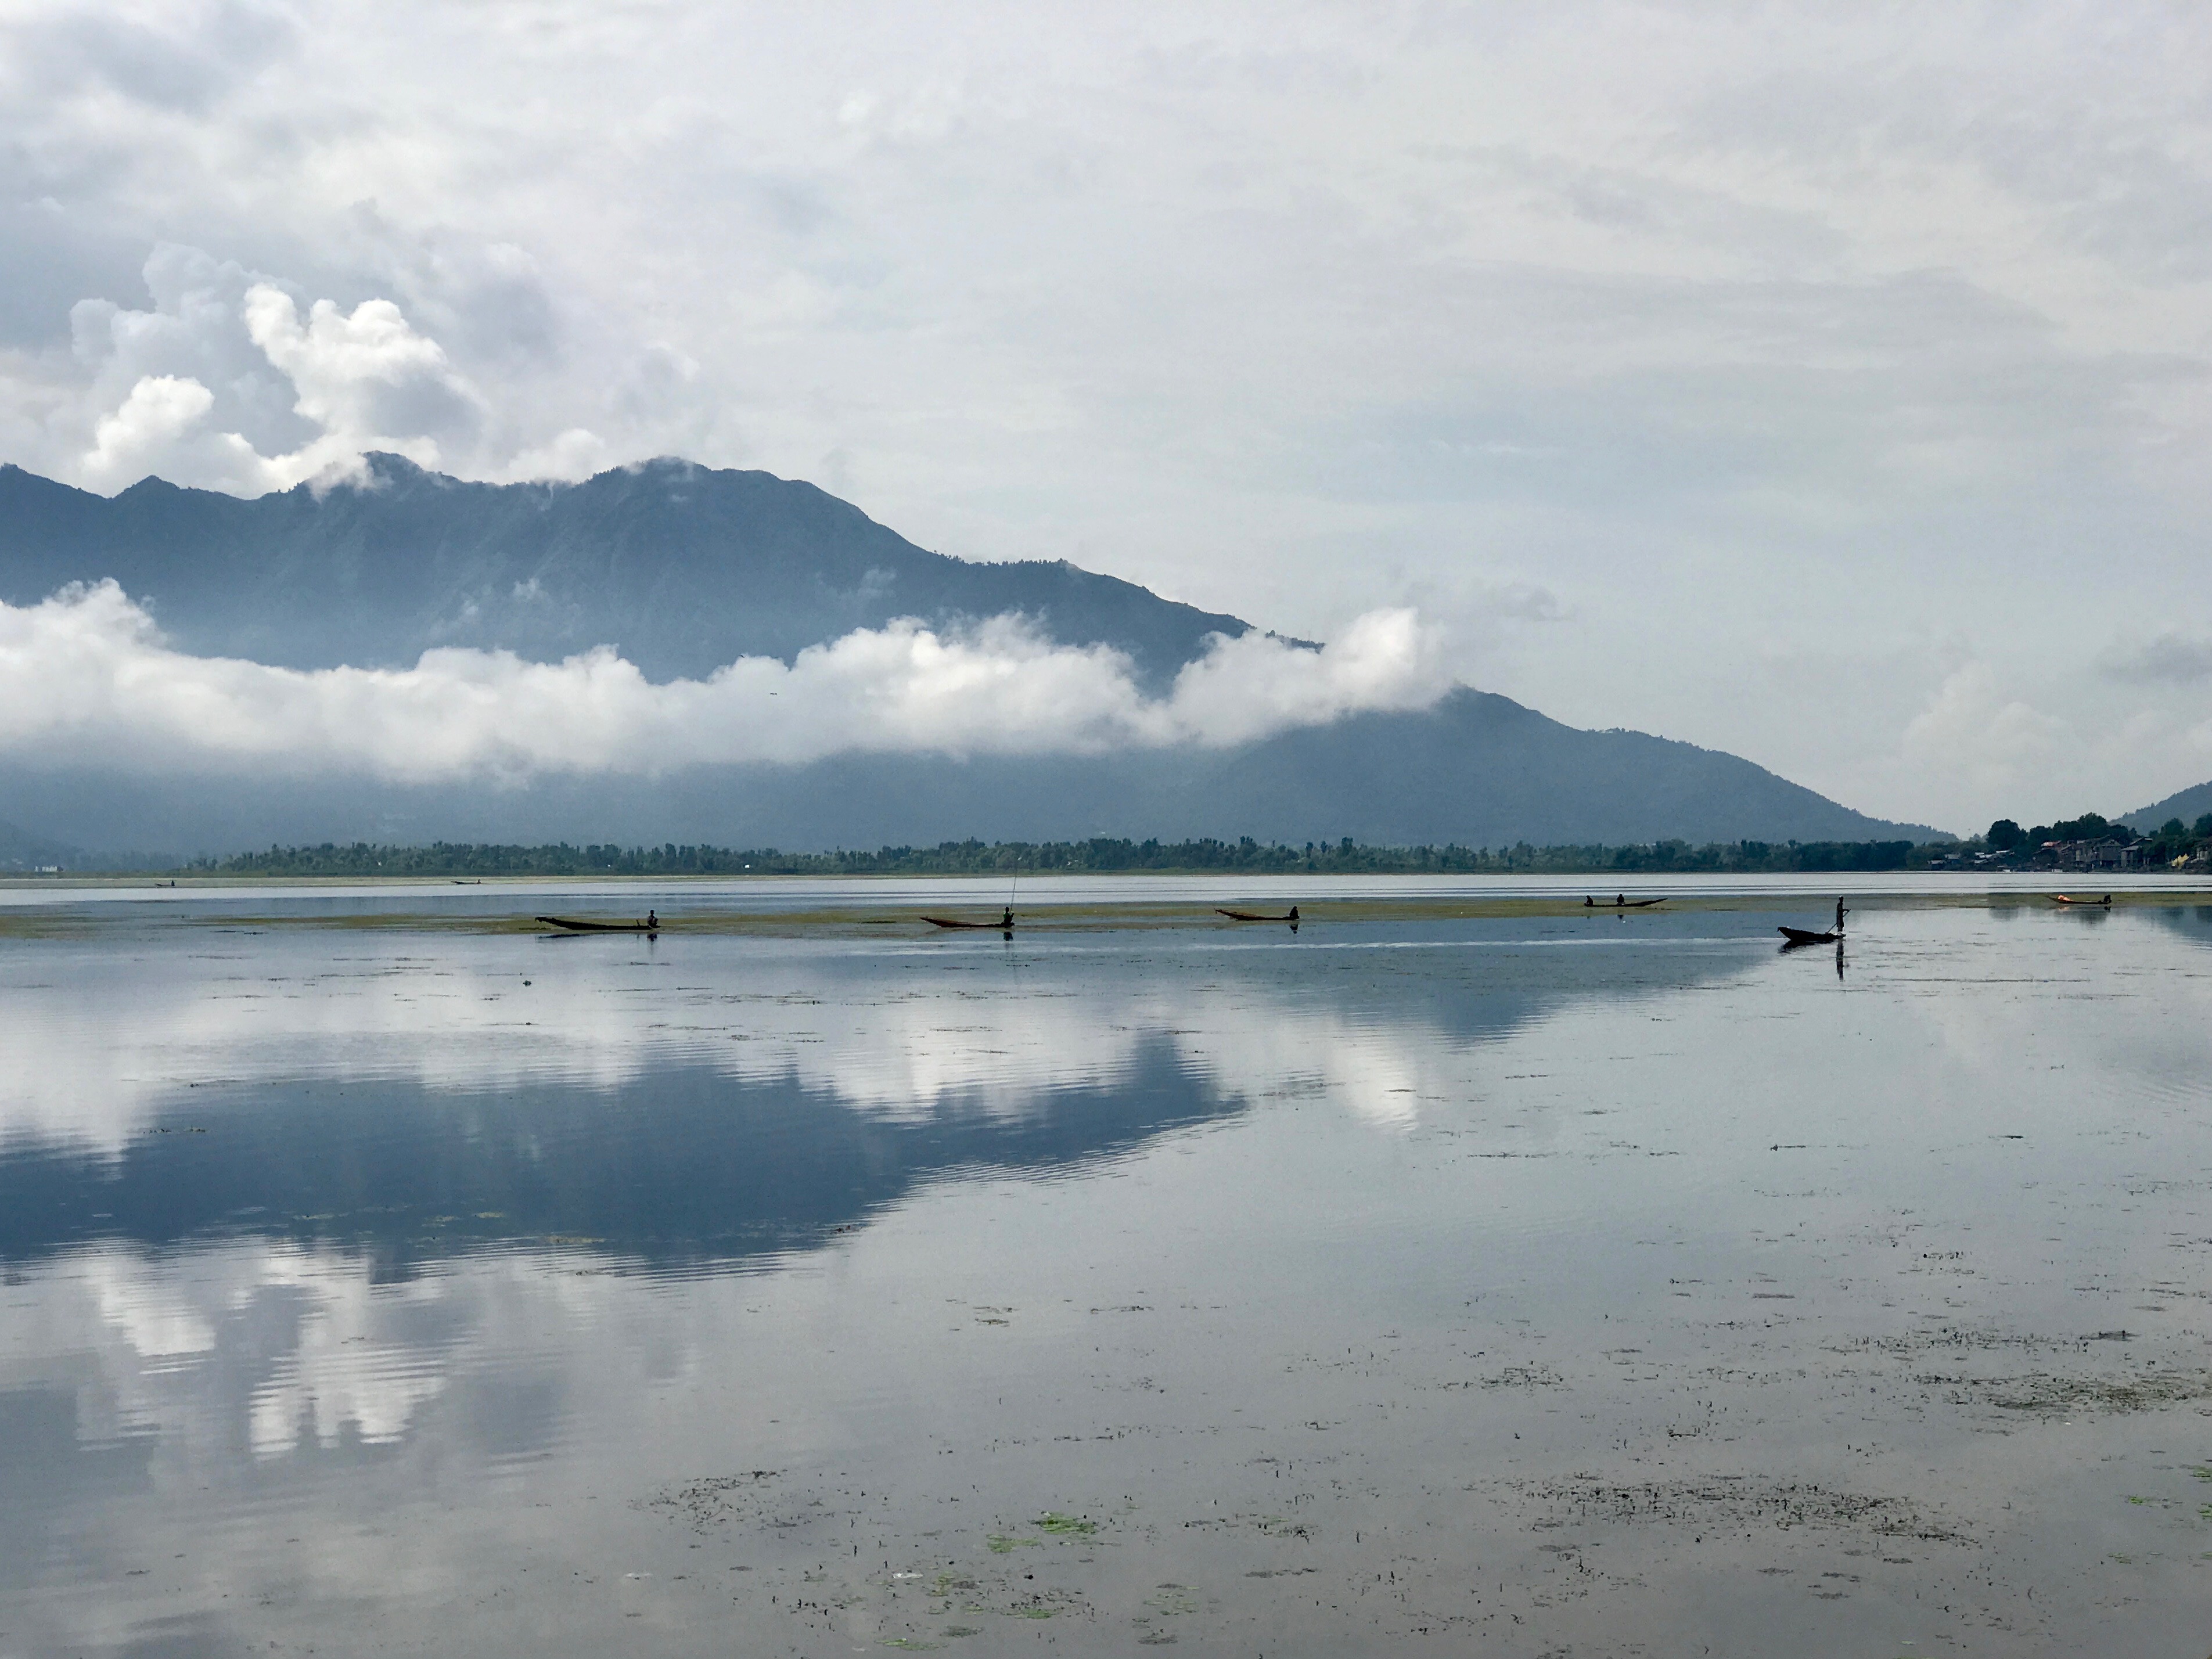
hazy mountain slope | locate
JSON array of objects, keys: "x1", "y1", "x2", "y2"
[
  {"x1": 0, "y1": 456, "x2": 1252, "y2": 685},
  {"x1": 0, "y1": 818, "x2": 83, "y2": 870},
  {"x1": 650, "y1": 689, "x2": 1940, "y2": 848},
  {"x1": 0, "y1": 456, "x2": 1943, "y2": 858},
  {"x1": 2125, "y1": 778, "x2": 2212, "y2": 830},
  {"x1": 0, "y1": 689, "x2": 1936, "y2": 859}
]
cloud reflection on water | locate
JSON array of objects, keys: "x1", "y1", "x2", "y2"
[{"x1": 6, "y1": 908, "x2": 2212, "y2": 1655}]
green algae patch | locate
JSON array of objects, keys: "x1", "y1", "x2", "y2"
[{"x1": 1035, "y1": 1512, "x2": 1098, "y2": 1536}]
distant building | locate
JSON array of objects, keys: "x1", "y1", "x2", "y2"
[{"x1": 2052, "y1": 839, "x2": 2137, "y2": 870}]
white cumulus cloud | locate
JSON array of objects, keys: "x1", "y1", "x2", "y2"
[
  {"x1": 57, "y1": 247, "x2": 503, "y2": 494},
  {"x1": 80, "y1": 372, "x2": 220, "y2": 487},
  {"x1": 0, "y1": 582, "x2": 1450, "y2": 781},
  {"x1": 242, "y1": 283, "x2": 486, "y2": 469}
]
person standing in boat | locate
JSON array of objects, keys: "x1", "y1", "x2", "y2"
[
  {"x1": 646, "y1": 909, "x2": 659, "y2": 930},
  {"x1": 1001, "y1": 905, "x2": 1013, "y2": 930},
  {"x1": 1835, "y1": 898, "x2": 1848, "y2": 933}
]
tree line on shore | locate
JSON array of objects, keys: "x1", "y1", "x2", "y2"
[{"x1": 181, "y1": 835, "x2": 1952, "y2": 879}]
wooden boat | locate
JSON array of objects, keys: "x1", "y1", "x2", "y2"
[
  {"x1": 2048, "y1": 894, "x2": 2112, "y2": 906},
  {"x1": 1217, "y1": 907, "x2": 1299, "y2": 923},
  {"x1": 922, "y1": 916, "x2": 1013, "y2": 930},
  {"x1": 1584, "y1": 896, "x2": 1666, "y2": 908},
  {"x1": 1778, "y1": 926, "x2": 1841, "y2": 946},
  {"x1": 536, "y1": 915, "x2": 659, "y2": 933}
]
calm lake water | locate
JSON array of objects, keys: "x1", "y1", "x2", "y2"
[{"x1": 3, "y1": 881, "x2": 2210, "y2": 1656}]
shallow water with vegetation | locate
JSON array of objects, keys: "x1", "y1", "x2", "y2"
[{"x1": 3, "y1": 879, "x2": 2211, "y2": 1655}]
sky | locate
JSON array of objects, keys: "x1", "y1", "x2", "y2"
[{"x1": 2, "y1": 0, "x2": 2209, "y2": 831}]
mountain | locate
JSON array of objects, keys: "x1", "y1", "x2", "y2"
[
  {"x1": 0, "y1": 689, "x2": 1936, "y2": 859},
  {"x1": 0, "y1": 818, "x2": 82, "y2": 871},
  {"x1": 2125, "y1": 779, "x2": 2212, "y2": 831},
  {"x1": 0, "y1": 455, "x2": 1251, "y2": 688},
  {"x1": 0, "y1": 457, "x2": 1943, "y2": 856}
]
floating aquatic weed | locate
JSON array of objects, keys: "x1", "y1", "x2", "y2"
[
  {"x1": 985, "y1": 1534, "x2": 1036, "y2": 1554},
  {"x1": 881, "y1": 1641, "x2": 938, "y2": 1651},
  {"x1": 1482, "y1": 1363, "x2": 1566, "y2": 1389},
  {"x1": 1509, "y1": 1477, "x2": 1973, "y2": 1543},
  {"x1": 1035, "y1": 1512, "x2": 1098, "y2": 1536},
  {"x1": 1146, "y1": 1585, "x2": 1200, "y2": 1615},
  {"x1": 1987, "y1": 1371, "x2": 2212, "y2": 1415},
  {"x1": 940, "y1": 1627, "x2": 980, "y2": 1639}
]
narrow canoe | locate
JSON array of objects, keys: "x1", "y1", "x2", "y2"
[
  {"x1": 537, "y1": 915, "x2": 658, "y2": 933},
  {"x1": 1585, "y1": 897, "x2": 1666, "y2": 908},
  {"x1": 1217, "y1": 908, "x2": 1299, "y2": 923},
  {"x1": 922, "y1": 916, "x2": 1013, "y2": 930},
  {"x1": 1778, "y1": 926, "x2": 1841, "y2": 945},
  {"x1": 2048, "y1": 894, "x2": 2111, "y2": 906}
]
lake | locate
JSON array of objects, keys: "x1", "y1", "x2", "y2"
[{"x1": 3, "y1": 879, "x2": 2210, "y2": 1655}]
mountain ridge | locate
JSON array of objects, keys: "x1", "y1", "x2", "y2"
[
  {"x1": 0, "y1": 454, "x2": 1253, "y2": 686},
  {"x1": 2126, "y1": 778, "x2": 2212, "y2": 830},
  {"x1": 0, "y1": 456, "x2": 1945, "y2": 850}
]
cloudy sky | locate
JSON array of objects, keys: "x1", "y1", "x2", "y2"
[{"x1": 2, "y1": 0, "x2": 2209, "y2": 830}]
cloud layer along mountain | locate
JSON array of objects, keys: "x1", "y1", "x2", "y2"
[{"x1": 0, "y1": 583, "x2": 1448, "y2": 780}]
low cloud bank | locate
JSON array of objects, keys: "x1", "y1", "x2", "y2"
[{"x1": 0, "y1": 584, "x2": 1450, "y2": 781}]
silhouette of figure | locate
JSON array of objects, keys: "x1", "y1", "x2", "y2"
[
  {"x1": 1835, "y1": 898, "x2": 1848, "y2": 933},
  {"x1": 1585, "y1": 895, "x2": 1595, "y2": 907},
  {"x1": 1615, "y1": 893, "x2": 1625, "y2": 908},
  {"x1": 1001, "y1": 906, "x2": 1014, "y2": 930},
  {"x1": 646, "y1": 909, "x2": 659, "y2": 930},
  {"x1": 1286, "y1": 906, "x2": 1299, "y2": 923}
]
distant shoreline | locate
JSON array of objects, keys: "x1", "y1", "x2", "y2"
[{"x1": 9, "y1": 834, "x2": 1974, "y2": 883}]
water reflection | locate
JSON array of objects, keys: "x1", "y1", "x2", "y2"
[
  {"x1": 0, "y1": 1045, "x2": 1224, "y2": 1276},
  {"x1": 0, "y1": 918, "x2": 1772, "y2": 1271},
  {"x1": 12, "y1": 904, "x2": 2210, "y2": 1656}
]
